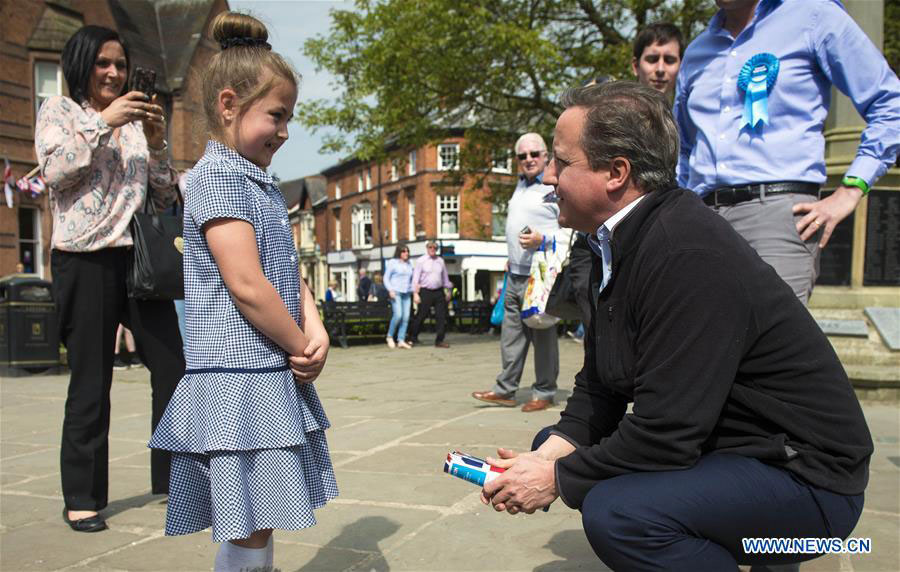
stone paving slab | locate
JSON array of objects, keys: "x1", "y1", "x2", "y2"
[{"x1": 2, "y1": 333, "x2": 898, "y2": 571}]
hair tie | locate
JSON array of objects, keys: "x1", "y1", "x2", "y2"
[{"x1": 220, "y1": 37, "x2": 271, "y2": 51}]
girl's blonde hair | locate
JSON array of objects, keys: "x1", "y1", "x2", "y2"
[{"x1": 200, "y1": 11, "x2": 299, "y2": 136}]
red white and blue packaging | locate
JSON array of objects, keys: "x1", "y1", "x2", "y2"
[{"x1": 443, "y1": 450, "x2": 506, "y2": 487}]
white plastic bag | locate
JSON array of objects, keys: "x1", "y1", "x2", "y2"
[{"x1": 521, "y1": 238, "x2": 564, "y2": 329}]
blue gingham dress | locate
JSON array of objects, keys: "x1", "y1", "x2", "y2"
[{"x1": 149, "y1": 141, "x2": 338, "y2": 542}]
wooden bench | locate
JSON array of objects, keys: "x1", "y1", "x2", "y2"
[
  {"x1": 412, "y1": 300, "x2": 492, "y2": 335},
  {"x1": 320, "y1": 300, "x2": 392, "y2": 348},
  {"x1": 452, "y1": 300, "x2": 492, "y2": 333}
]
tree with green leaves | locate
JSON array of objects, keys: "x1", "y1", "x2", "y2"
[{"x1": 298, "y1": 0, "x2": 714, "y2": 179}]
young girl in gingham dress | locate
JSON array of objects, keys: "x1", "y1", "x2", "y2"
[{"x1": 149, "y1": 12, "x2": 337, "y2": 571}]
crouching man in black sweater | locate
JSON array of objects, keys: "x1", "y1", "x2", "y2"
[{"x1": 480, "y1": 81, "x2": 873, "y2": 571}]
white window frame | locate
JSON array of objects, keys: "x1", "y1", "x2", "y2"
[
  {"x1": 390, "y1": 200, "x2": 398, "y2": 243},
  {"x1": 408, "y1": 150, "x2": 417, "y2": 176},
  {"x1": 357, "y1": 173, "x2": 363, "y2": 193},
  {"x1": 391, "y1": 160, "x2": 399, "y2": 182},
  {"x1": 408, "y1": 198, "x2": 416, "y2": 240},
  {"x1": 437, "y1": 143, "x2": 460, "y2": 171},
  {"x1": 299, "y1": 212, "x2": 315, "y2": 251},
  {"x1": 33, "y1": 61, "x2": 62, "y2": 122},
  {"x1": 351, "y1": 203, "x2": 373, "y2": 248},
  {"x1": 17, "y1": 206, "x2": 43, "y2": 276},
  {"x1": 437, "y1": 194, "x2": 459, "y2": 239},
  {"x1": 365, "y1": 170, "x2": 372, "y2": 191},
  {"x1": 335, "y1": 182, "x2": 342, "y2": 199},
  {"x1": 492, "y1": 150, "x2": 512, "y2": 174},
  {"x1": 491, "y1": 203, "x2": 507, "y2": 240},
  {"x1": 333, "y1": 209, "x2": 342, "y2": 249}
]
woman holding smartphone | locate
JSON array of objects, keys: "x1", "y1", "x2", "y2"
[{"x1": 35, "y1": 25, "x2": 184, "y2": 533}]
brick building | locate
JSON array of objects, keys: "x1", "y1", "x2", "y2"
[
  {"x1": 0, "y1": 0, "x2": 227, "y2": 279},
  {"x1": 315, "y1": 133, "x2": 517, "y2": 302},
  {"x1": 280, "y1": 175, "x2": 328, "y2": 301}
]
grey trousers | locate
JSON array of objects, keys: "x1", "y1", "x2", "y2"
[
  {"x1": 711, "y1": 193, "x2": 821, "y2": 305},
  {"x1": 492, "y1": 273, "x2": 559, "y2": 401}
]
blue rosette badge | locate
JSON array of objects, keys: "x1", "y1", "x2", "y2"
[{"x1": 738, "y1": 53, "x2": 779, "y2": 129}]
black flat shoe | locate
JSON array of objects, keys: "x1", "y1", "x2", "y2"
[{"x1": 62, "y1": 508, "x2": 107, "y2": 532}]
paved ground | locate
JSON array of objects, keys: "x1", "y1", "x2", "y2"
[{"x1": 1, "y1": 333, "x2": 898, "y2": 571}]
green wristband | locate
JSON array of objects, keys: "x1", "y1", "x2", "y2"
[{"x1": 841, "y1": 176, "x2": 869, "y2": 195}]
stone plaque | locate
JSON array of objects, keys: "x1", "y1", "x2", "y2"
[
  {"x1": 864, "y1": 190, "x2": 900, "y2": 286},
  {"x1": 864, "y1": 307, "x2": 900, "y2": 351},
  {"x1": 816, "y1": 190, "x2": 853, "y2": 286},
  {"x1": 815, "y1": 319, "x2": 869, "y2": 338}
]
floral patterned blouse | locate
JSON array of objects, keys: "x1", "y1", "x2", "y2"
[{"x1": 35, "y1": 95, "x2": 178, "y2": 252}]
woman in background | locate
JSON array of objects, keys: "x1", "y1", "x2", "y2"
[{"x1": 383, "y1": 244, "x2": 414, "y2": 349}]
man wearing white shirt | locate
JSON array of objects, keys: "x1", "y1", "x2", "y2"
[{"x1": 472, "y1": 133, "x2": 570, "y2": 413}]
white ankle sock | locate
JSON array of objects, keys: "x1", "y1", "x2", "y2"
[{"x1": 213, "y1": 540, "x2": 269, "y2": 572}]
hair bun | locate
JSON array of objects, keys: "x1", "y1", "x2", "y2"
[{"x1": 210, "y1": 11, "x2": 269, "y2": 48}]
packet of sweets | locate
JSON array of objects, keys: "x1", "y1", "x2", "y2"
[{"x1": 443, "y1": 450, "x2": 505, "y2": 487}]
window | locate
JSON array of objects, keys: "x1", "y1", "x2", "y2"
[
  {"x1": 357, "y1": 173, "x2": 363, "y2": 193},
  {"x1": 437, "y1": 194, "x2": 459, "y2": 238},
  {"x1": 391, "y1": 160, "x2": 399, "y2": 182},
  {"x1": 335, "y1": 182, "x2": 341, "y2": 199},
  {"x1": 438, "y1": 144, "x2": 459, "y2": 171},
  {"x1": 299, "y1": 212, "x2": 315, "y2": 251},
  {"x1": 408, "y1": 150, "x2": 417, "y2": 176},
  {"x1": 491, "y1": 203, "x2": 507, "y2": 239},
  {"x1": 18, "y1": 207, "x2": 42, "y2": 275},
  {"x1": 351, "y1": 203, "x2": 373, "y2": 248},
  {"x1": 390, "y1": 200, "x2": 398, "y2": 243},
  {"x1": 34, "y1": 61, "x2": 62, "y2": 121},
  {"x1": 365, "y1": 170, "x2": 372, "y2": 190},
  {"x1": 492, "y1": 150, "x2": 512, "y2": 174},
  {"x1": 333, "y1": 209, "x2": 342, "y2": 248}
]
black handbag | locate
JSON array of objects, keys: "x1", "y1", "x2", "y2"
[
  {"x1": 545, "y1": 232, "x2": 583, "y2": 321},
  {"x1": 126, "y1": 191, "x2": 184, "y2": 300}
]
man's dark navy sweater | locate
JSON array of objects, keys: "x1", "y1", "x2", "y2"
[{"x1": 551, "y1": 188, "x2": 873, "y2": 510}]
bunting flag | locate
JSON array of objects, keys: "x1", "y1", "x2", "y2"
[
  {"x1": 1, "y1": 157, "x2": 46, "y2": 205},
  {"x1": 3, "y1": 158, "x2": 13, "y2": 208}
]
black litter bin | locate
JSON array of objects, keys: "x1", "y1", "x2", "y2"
[{"x1": 0, "y1": 275, "x2": 59, "y2": 376}]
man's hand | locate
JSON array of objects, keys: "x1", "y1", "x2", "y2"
[
  {"x1": 518, "y1": 229, "x2": 544, "y2": 250},
  {"x1": 480, "y1": 449, "x2": 558, "y2": 515},
  {"x1": 289, "y1": 336, "x2": 329, "y2": 384},
  {"x1": 413, "y1": 292, "x2": 421, "y2": 305},
  {"x1": 793, "y1": 186, "x2": 863, "y2": 248},
  {"x1": 444, "y1": 289, "x2": 452, "y2": 302},
  {"x1": 388, "y1": 290, "x2": 396, "y2": 300}
]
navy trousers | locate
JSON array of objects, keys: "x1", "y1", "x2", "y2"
[{"x1": 532, "y1": 428, "x2": 864, "y2": 571}]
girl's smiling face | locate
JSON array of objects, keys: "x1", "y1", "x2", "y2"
[{"x1": 222, "y1": 74, "x2": 297, "y2": 168}]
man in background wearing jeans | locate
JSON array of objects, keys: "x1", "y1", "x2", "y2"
[{"x1": 408, "y1": 241, "x2": 453, "y2": 348}]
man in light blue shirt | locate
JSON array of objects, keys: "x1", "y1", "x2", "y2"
[{"x1": 675, "y1": 0, "x2": 899, "y2": 304}]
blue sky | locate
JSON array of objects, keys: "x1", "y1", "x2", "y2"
[{"x1": 230, "y1": 0, "x2": 353, "y2": 182}]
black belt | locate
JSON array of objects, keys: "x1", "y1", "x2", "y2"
[{"x1": 702, "y1": 182, "x2": 820, "y2": 207}]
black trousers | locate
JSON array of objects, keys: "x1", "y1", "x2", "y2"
[
  {"x1": 532, "y1": 428, "x2": 864, "y2": 571},
  {"x1": 409, "y1": 287, "x2": 448, "y2": 343},
  {"x1": 53, "y1": 248, "x2": 184, "y2": 510}
]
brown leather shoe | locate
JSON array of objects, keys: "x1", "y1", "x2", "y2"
[
  {"x1": 521, "y1": 399, "x2": 552, "y2": 412},
  {"x1": 435, "y1": 342, "x2": 450, "y2": 348},
  {"x1": 471, "y1": 390, "x2": 516, "y2": 407}
]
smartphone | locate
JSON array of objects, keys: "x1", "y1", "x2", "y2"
[
  {"x1": 520, "y1": 225, "x2": 532, "y2": 235},
  {"x1": 130, "y1": 66, "x2": 157, "y2": 98}
]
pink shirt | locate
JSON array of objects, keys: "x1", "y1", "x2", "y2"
[
  {"x1": 35, "y1": 96, "x2": 177, "y2": 252},
  {"x1": 412, "y1": 254, "x2": 452, "y2": 291}
]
